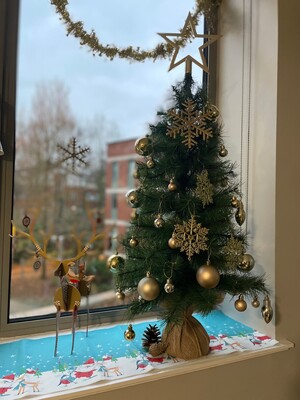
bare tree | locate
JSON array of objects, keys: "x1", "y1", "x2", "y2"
[
  {"x1": 16, "y1": 81, "x2": 76, "y2": 202},
  {"x1": 15, "y1": 81, "x2": 77, "y2": 278},
  {"x1": 14, "y1": 80, "x2": 121, "y2": 281}
]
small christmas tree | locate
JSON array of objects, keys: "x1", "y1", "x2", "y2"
[
  {"x1": 106, "y1": 10, "x2": 271, "y2": 360},
  {"x1": 110, "y1": 74, "x2": 269, "y2": 360}
]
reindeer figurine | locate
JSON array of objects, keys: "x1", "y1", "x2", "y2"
[
  {"x1": 11, "y1": 221, "x2": 101, "y2": 356},
  {"x1": 53, "y1": 260, "x2": 95, "y2": 355}
]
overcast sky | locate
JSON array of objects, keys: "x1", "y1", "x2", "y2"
[{"x1": 17, "y1": 0, "x2": 204, "y2": 141}]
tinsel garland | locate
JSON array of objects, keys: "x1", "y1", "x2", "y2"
[{"x1": 50, "y1": 0, "x2": 222, "y2": 62}]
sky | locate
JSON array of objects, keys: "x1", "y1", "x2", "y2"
[{"x1": 17, "y1": 0, "x2": 204, "y2": 142}]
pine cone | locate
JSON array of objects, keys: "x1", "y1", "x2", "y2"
[{"x1": 142, "y1": 324, "x2": 161, "y2": 349}]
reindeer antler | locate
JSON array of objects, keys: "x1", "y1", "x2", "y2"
[
  {"x1": 11, "y1": 220, "x2": 49, "y2": 257},
  {"x1": 61, "y1": 232, "x2": 104, "y2": 273},
  {"x1": 11, "y1": 220, "x2": 104, "y2": 276}
]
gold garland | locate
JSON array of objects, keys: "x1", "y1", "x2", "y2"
[{"x1": 50, "y1": 0, "x2": 222, "y2": 62}]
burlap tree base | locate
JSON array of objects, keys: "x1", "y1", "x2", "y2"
[{"x1": 149, "y1": 312, "x2": 210, "y2": 360}]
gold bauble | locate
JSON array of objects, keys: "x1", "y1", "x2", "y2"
[
  {"x1": 261, "y1": 295, "x2": 273, "y2": 323},
  {"x1": 135, "y1": 137, "x2": 150, "y2": 156},
  {"x1": 235, "y1": 206, "x2": 246, "y2": 226},
  {"x1": 168, "y1": 237, "x2": 179, "y2": 249},
  {"x1": 164, "y1": 278, "x2": 175, "y2": 294},
  {"x1": 132, "y1": 169, "x2": 139, "y2": 179},
  {"x1": 124, "y1": 324, "x2": 136, "y2": 341},
  {"x1": 130, "y1": 209, "x2": 137, "y2": 220},
  {"x1": 146, "y1": 158, "x2": 155, "y2": 168},
  {"x1": 208, "y1": 104, "x2": 220, "y2": 118},
  {"x1": 196, "y1": 263, "x2": 220, "y2": 289},
  {"x1": 129, "y1": 237, "x2": 139, "y2": 247},
  {"x1": 215, "y1": 291, "x2": 226, "y2": 304},
  {"x1": 116, "y1": 289, "x2": 125, "y2": 301},
  {"x1": 231, "y1": 196, "x2": 240, "y2": 208},
  {"x1": 168, "y1": 179, "x2": 177, "y2": 192},
  {"x1": 251, "y1": 295, "x2": 260, "y2": 308},
  {"x1": 107, "y1": 254, "x2": 124, "y2": 272},
  {"x1": 126, "y1": 189, "x2": 139, "y2": 208},
  {"x1": 234, "y1": 295, "x2": 247, "y2": 312},
  {"x1": 238, "y1": 253, "x2": 255, "y2": 272},
  {"x1": 219, "y1": 144, "x2": 228, "y2": 157},
  {"x1": 154, "y1": 215, "x2": 164, "y2": 228},
  {"x1": 137, "y1": 272, "x2": 160, "y2": 301}
]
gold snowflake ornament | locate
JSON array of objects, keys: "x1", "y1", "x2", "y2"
[
  {"x1": 167, "y1": 99, "x2": 214, "y2": 149},
  {"x1": 195, "y1": 170, "x2": 213, "y2": 207},
  {"x1": 222, "y1": 236, "x2": 245, "y2": 268},
  {"x1": 172, "y1": 216, "x2": 209, "y2": 261}
]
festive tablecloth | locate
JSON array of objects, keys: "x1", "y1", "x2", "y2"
[{"x1": 0, "y1": 310, "x2": 278, "y2": 398}]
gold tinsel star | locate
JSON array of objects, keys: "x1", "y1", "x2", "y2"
[
  {"x1": 158, "y1": 13, "x2": 221, "y2": 74},
  {"x1": 172, "y1": 216, "x2": 209, "y2": 261},
  {"x1": 195, "y1": 170, "x2": 213, "y2": 207},
  {"x1": 167, "y1": 99, "x2": 213, "y2": 148},
  {"x1": 222, "y1": 236, "x2": 245, "y2": 268}
]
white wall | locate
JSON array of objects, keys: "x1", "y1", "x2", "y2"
[{"x1": 217, "y1": 0, "x2": 277, "y2": 336}]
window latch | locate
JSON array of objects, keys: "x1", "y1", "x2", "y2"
[{"x1": 0, "y1": 140, "x2": 4, "y2": 156}]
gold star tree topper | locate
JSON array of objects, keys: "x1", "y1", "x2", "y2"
[{"x1": 158, "y1": 13, "x2": 221, "y2": 74}]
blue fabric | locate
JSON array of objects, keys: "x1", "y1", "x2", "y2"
[{"x1": 0, "y1": 311, "x2": 254, "y2": 377}]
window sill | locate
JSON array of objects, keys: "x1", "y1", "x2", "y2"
[
  {"x1": 39, "y1": 339, "x2": 293, "y2": 400},
  {"x1": 0, "y1": 312, "x2": 293, "y2": 399}
]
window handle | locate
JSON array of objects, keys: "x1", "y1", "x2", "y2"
[{"x1": 0, "y1": 140, "x2": 4, "y2": 156}]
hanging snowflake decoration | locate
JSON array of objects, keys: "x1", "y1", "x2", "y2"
[
  {"x1": 167, "y1": 99, "x2": 215, "y2": 149},
  {"x1": 222, "y1": 236, "x2": 245, "y2": 268},
  {"x1": 195, "y1": 170, "x2": 213, "y2": 207},
  {"x1": 57, "y1": 137, "x2": 90, "y2": 173},
  {"x1": 172, "y1": 216, "x2": 209, "y2": 261}
]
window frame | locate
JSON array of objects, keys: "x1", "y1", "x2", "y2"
[
  {"x1": 0, "y1": 0, "x2": 217, "y2": 338},
  {"x1": 0, "y1": 0, "x2": 20, "y2": 337}
]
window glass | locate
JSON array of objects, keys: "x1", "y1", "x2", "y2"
[
  {"x1": 111, "y1": 194, "x2": 118, "y2": 220},
  {"x1": 10, "y1": 0, "x2": 204, "y2": 319},
  {"x1": 111, "y1": 162, "x2": 119, "y2": 188},
  {"x1": 127, "y1": 160, "x2": 136, "y2": 188}
]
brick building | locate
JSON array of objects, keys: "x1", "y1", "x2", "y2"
[{"x1": 104, "y1": 138, "x2": 139, "y2": 253}]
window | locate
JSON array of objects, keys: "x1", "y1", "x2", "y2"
[
  {"x1": 111, "y1": 193, "x2": 118, "y2": 220},
  {"x1": 0, "y1": 0, "x2": 207, "y2": 336},
  {"x1": 127, "y1": 160, "x2": 136, "y2": 188},
  {"x1": 111, "y1": 162, "x2": 119, "y2": 188}
]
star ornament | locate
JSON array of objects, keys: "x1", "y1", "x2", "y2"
[{"x1": 158, "y1": 13, "x2": 221, "y2": 74}]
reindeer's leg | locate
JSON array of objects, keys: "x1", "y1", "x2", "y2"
[
  {"x1": 71, "y1": 305, "x2": 78, "y2": 355},
  {"x1": 54, "y1": 305, "x2": 61, "y2": 357}
]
